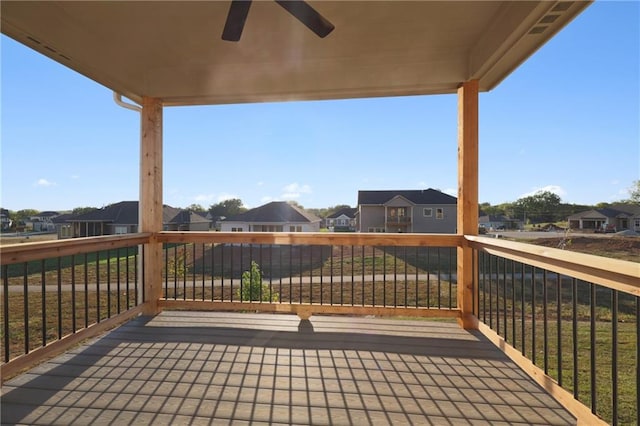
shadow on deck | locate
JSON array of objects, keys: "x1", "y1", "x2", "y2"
[{"x1": 1, "y1": 311, "x2": 575, "y2": 425}]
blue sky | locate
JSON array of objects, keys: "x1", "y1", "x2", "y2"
[{"x1": 1, "y1": 1, "x2": 638, "y2": 212}]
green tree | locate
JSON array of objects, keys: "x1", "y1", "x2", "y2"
[
  {"x1": 238, "y1": 261, "x2": 278, "y2": 302},
  {"x1": 186, "y1": 203, "x2": 206, "y2": 213},
  {"x1": 72, "y1": 206, "x2": 98, "y2": 215},
  {"x1": 513, "y1": 191, "x2": 561, "y2": 223},
  {"x1": 208, "y1": 198, "x2": 246, "y2": 218}
]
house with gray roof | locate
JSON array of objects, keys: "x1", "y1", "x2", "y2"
[
  {"x1": 568, "y1": 203, "x2": 640, "y2": 233},
  {"x1": 357, "y1": 189, "x2": 457, "y2": 233},
  {"x1": 220, "y1": 201, "x2": 321, "y2": 232},
  {"x1": 63, "y1": 201, "x2": 210, "y2": 238},
  {"x1": 326, "y1": 207, "x2": 357, "y2": 232}
]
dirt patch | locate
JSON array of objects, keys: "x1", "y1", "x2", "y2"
[{"x1": 525, "y1": 236, "x2": 639, "y2": 262}]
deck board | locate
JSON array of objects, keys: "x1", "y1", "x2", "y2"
[{"x1": 2, "y1": 311, "x2": 575, "y2": 425}]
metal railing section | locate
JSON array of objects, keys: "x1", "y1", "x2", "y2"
[
  {"x1": 1, "y1": 235, "x2": 148, "y2": 364},
  {"x1": 161, "y1": 242, "x2": 457, "y2": 309},
  {"x1": 469, "y1": 236, "x2": 639, "y2": 425}
]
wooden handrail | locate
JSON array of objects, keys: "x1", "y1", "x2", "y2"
[
  {"x1": 466, "y1": 235, "x2": 639, "y2": 297},
  {"x1": 0, "y1": 233, "x2": 152, "y2": 265},
  {"x1": 156, "y1": 231, "x2": 463, "y2": 247}
]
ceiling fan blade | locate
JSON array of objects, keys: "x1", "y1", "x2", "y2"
[
  {"x1": 275, "y1": 1, "x2": 335, "y2": 38},
  {"x1": 222, "y1": 0, "x2": 252, "y2": 42}
]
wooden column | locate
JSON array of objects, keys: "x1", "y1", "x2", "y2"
[
  {"x1": 140, "y1": 97, "x2": 163, "y2": 315},
  {"x1": 457, "y1": 80, "x2": 479, "y2": 329}
]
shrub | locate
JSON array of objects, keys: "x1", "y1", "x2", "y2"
[{"x1": 238, "y1": 261, "x2": 279, "y2": 302}]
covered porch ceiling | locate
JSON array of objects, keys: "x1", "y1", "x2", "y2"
[{"x1": 1, "y1": 1, "x2": 590, "y2": 106}]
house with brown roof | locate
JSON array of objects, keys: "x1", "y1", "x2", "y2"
[
  {"x1": 220, "y1": 201, "x2": 321, "y2": 232},
  {"x1": 358, "y1": 189, "x2": 457, "y2": 233},
  {"x1": 62, "y1": 201, "x2": 210, "y2": 238}
]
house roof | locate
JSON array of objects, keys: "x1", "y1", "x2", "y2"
[
  {"x1": 167, "y1": 210, "x2": 210, "y2": 225},
  {"x1": 1, "y1": 1, "x2": 590, "y2": 106},
  {"x1": 225, "y1": 201, "x2": 321, "y2": 224},
  {"x1": 327, "y1": 207, "x2": 357, "y2": 219},
  {"x1": 69, "y1": 201, "x2": 207, "y2": 225},
  {"x1": 568, "y1": 207, "x2": 636, "y2": 220},
  {"x1": 358, "y1": 189, "x2": 457, "y2": 206}
]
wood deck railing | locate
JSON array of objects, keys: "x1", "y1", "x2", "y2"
[{"x1": 1, "y1": 231, "x2": 637, "y2": 424}]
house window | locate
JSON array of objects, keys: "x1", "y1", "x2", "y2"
[
  {"x1": 289, "y1": 226, "x2": 302, "y2": 232},
  {"x1": 634, "y1": 219, "x2": 640, "y2": 230},
  {"x1": 114, "y1": 226, "x2": 128, "y2": 234},
  {"x1": 231, "y1": 227, "x2": 243, "y2": 232},
  {"x1": 423, "y1": 208, "x2": 432, "y2": 217},
  {"x1": 436, "y1": 208, "x2": 444, "y2": 219}
]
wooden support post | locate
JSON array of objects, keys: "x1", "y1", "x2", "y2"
[
  {"x1": 140, "y1": 97, "x2": 163, "y2": 315},
  {"x1": 457, "y1": 80, "x2": 479, "y2": 329}
]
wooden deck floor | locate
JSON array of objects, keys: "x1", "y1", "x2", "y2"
[{"x1": 1, "y1": 311, "x2": 576, "y2": 425}]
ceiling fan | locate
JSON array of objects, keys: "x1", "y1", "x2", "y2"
[{"x1": 222, "y1": 0, "x2": 335, "y2": 42}]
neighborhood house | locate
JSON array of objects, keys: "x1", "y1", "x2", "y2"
[
  {"x1": 357, "y1": 189, "x2": 457, "y2": 233},
  {"x1": 220, "y1": 201, "x2": 321, "y2": 232}
]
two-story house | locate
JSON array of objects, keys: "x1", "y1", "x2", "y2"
[{"x1": 357, "y1": 189, "x2": 457, "y2": 233}]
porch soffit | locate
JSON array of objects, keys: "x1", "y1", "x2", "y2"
[{"x1": 1, "y1": 1, "x2": 590, "y2": 106}]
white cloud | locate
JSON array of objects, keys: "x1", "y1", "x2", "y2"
[
  {"x1": 35, "y1": 178, "x2": 55, "y2": 187},
  {"x1": 70, "y1": 175, "x2": 80, "y2": 180},
  {"x1": 520, "y1": 185, "x2": 566, "y2": 199},
  {"x1": 282, "y1": 183, "x2": 311, "y2": 194},
  {"x1": 281, "y1": 183, "x2": 311, "y2": 200}
]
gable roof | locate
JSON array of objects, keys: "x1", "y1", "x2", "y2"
[
  {"x1": 327, "y1": 208, "x2": 357, "y2": 219},
  {"x1": 167, "y1": 210, "x2": 210, "y2": 225},
  {"x1": 358, "y1": 189, "x2": 457, "y2": 206},
  {"x1": 225, "y1": 201, "x2": 321, "y2": 224},
  {"x1": 69, "y1": 201, "x2": 207, "y2": 226}
]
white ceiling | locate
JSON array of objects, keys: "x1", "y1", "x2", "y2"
[{"x1": 1, "y1": 1, "x2": 591, "y2": 106}]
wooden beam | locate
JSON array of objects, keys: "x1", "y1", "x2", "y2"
[
  {"x1": 140, "y1": 97, "x2": 163, "y2": 315},
  {"x1": 457, "y1": 80, "x2": 479, "y2": 329}
]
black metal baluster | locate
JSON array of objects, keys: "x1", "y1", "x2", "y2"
[
  {"x1": 415, "y1": 247, "x2": 419, "y2": 308},
  {"x1": 437, "y1": 248, "x2": 441, "y2": 309},
  {"x1": 521, "y1": 262, "x2": 526, "y2": 355},
  {"x1": 383, "y1": 246, "x2": 387, "y2": 307},
  {"x1": 449, "y1": 247, "x2": 453, "y2": 309},
  {"x1": 572, "y1": 278, "x2": 578, "y2": 399},
  {"x1": 96, "y1": 251, "x2": 101, "y2": 322},
  {"x1": 503, "y1": 258, "x2": 507, "y2": 342},
  {"x1": 543, "y1": 269, "x2": 548, "y2": 374},
  {"x1": 371, "y1": 247, "x2": 375, "y2": 306},
  {"x1": 164, "y1": 244, "x2": 168, "y2": 298},
  {"x1": 340, "y1": 245, "x2": 344, "y2": 306},
  {"x1": 351, "y1": 245, "x2": 355, "y2": 306},
  {"x1": 511, "y1": 259, "x2": 516, "y2": 348},
  {"x1": 531, "y1": 266, "x2": 536, "y2": 365},
  {"x1": 556, "y1": 272, "x2": 562, "y2": 386},
  {"x1": 3, "y1": 265, "x2": 9, "y2": 362},
  {"x1": 116, "y1": 250, "x2": 121, "y2": 314},
  {"x1": 611, "y1": 289, "x2": 618, "y2": 425},
  {"x1": 404, "y1": 246, "x2": 408, "y2": 308},
  {"x1": 72, "y1": 255, "x2": 77, "y2": 331},
  {"x1": 84, "y1": 253, "x2": 89, "y2": 328},
  {"x1": 41, "y1": 260, "x2": 46, "y2": 346},
  {"x1": 590, "y1": 282, "x2": 597, "y2": 414},
  {"x1": 57, "y1": 257, "x2": 62, "y2": 337},
  {"x1": 211, "y1": 243, "x2": 215, "y2": 301},
  {"x1": 23, "y1": 263, "x2": 29, "y2": 354},
  {"x1": 107, "y1": 250, "x2": 111, "y2": 317},
  {"x1": 330, "y1": 246, "x2": 334, "y2": 305}
]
